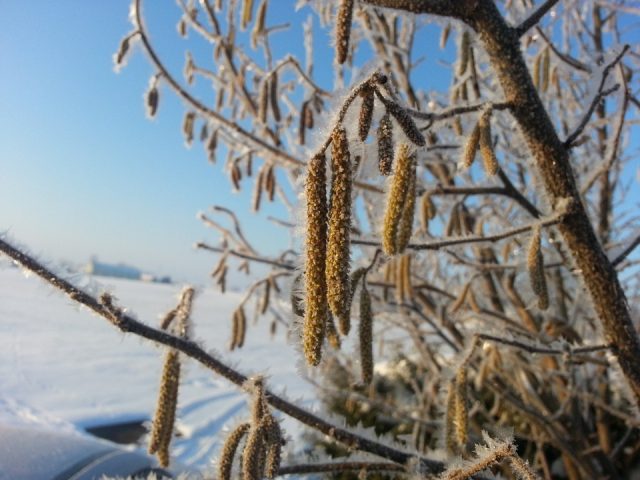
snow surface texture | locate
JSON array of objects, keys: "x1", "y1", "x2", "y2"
[{"x1": 0, "y1": 267, "x2": 314, "y2": 471}]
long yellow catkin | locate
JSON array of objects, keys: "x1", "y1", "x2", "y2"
[
  {"x1": 250, "y1": 377, "x2": 267, "y2": 424},
  {"x1": 241, "y1": 0, "x2": 254, "y2": 30},
  {"x1": 478, "y1": 110, "x2": 499, "y2": 176},
  {"x1": 377, "y1": 111, "x2": 394, "y2": 175},
  {"x1": 359, "y1": 282, "x2": 373, "y2": 385},
  {"x1": 396, "y1": 152, "x2": 417, "y2": 252},
  {"x1": 230, "y1": 306, "x2": 246, "y2": 350},
  {"x1": 386, "y1": 101, "x2": 425, "y2": 146},
  {"x1": 303, "y1": 153, "x2": 329, "y2": 366},
  {"x1": 335, "y1": 0, "x2": 354, "y2": 64},
  {"x1": 326, "y1": 126, "x2": 352, "y2": 335},
  {"x1": 148, "y1": 349, "x2": 181, "y2": 467},
  {"x1": 382, "y1": 143, "x2": 413, "y2": 255},
  {"x1": 454, "y1": 367, "x2": 468, "y2": 448},
  {"x1": 420, "y1": 191, "x2": 436, "y2": 233},
  {"x1": 263, "y1": 414, "x2": 283, "y2": 479},
  {"x1": 445, "y1": 380, "x2": 458, "y2": 454},
  {"x1": 218, "y1": 423, "x2": 251, "y2": 480},
  {"x1": 326, "y1": 314, "x2": 342, "y2": 349},
  {"x1": 541, "y1": 47, "x2": 550, "y2": 93},
  {"x1": 269, "y1": 72, "x2": 281, "y2": 122},
  {"x1": 527, "y1": 225, "x2": 549, "y2": 310},
  {"x1": 457, "y1": 30, "x2": 471, "y2": 76},
  {"x1": 242, "y1": 420, "x2": 268, "y2": 480},
  {"x1": 358, "y1": 87, "x2": 375, "y2": 141},
  {"x1": 459, "y1": 119, "x2": 481, "y2": 171},
  {"x1": 251, "y1": 0, "x2": 267, "y2": 49}
]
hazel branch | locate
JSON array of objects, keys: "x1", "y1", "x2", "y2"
[
  {"x1": 475, "y1": 333, "x2": 612, "y2": 357},
  {"x1": 352, "y1": 213, "x2": 562, "y2": 251},
  {"x1": 277, "y1": 462, "x2": 406, "y2": 476}
]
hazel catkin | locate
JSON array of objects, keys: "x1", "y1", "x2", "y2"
[
  {"x1": 148, "y1": 349, "x2": 181, "y2": 467},
  {"x1": 335, "y1": 0, "x2": 354, "y2": 65},
  {"x1": 359, "y1": 281, "x2": 373, "y2": 385},
  {"x1": 382, "y1": 144, "x2": 415, "y2": 255},
  {"x1": 358, "y1": 87, "x2": 375, "y2": 141},
  {"x1": 303, "y1": 153, "x2": 329, "y2": 365},
  {"x1": 527, "y1": 225, "x2": 549, "y2": 310},
  {"x1": 326, "y1": 126, "x2": 353, "y2": 335},
  {"x1": 218, "y1": 423, "x2": 251, "y2": 480},
  {"x1": 459, "y1": 119, "x2": 481, "y2": 171},
  {"x1": 396, "y1": 155, "x2": 417, "y2": 252},
  {"x1": 377, "y1": 111, "x2": 394, "y2": 175},
  {"x1": 478, "y1": 110, "x2": 499, "y2": 176}
]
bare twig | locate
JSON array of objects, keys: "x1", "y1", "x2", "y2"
[
  {"x1": 564, "y1": 45, "x2": 629, "y2": 148},
  {"x1": 353, "y1": 214, "x2": 561, "y2": 251},
  {"x1": 611, "y1": 234, "x2": 640, "y2": 267},
  {"x1": 534, "y1": 27, "x2": 591, "y2": 73},
  {"x1": 515, "y1": 0, "x2": 560, "y2": 37},
  {"x1": 196, "y1": 242, "x2": 295, "y2": 270},
  {"x1": 580, "y1": 63, "x2": 631, "y2": 195}
]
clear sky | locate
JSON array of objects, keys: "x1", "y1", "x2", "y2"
[
  {"x1": 1, "y1": 2, "x2": 638, "y2": 283},
  {"x1": 0, "y1": 1, "x2": 306, "y2": 283}
]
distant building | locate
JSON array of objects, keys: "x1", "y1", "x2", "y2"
[
  {"x1": 84, "y1": 257, "x2": 171, "y2": 284},
  {"x1": 85, "y1": 258, "x2": 142, "y2": 280}
]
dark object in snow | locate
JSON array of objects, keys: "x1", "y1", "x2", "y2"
[{"x1": 0, "y1": 423, "x2": 176, "y2": 479}]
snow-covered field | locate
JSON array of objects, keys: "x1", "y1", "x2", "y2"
[{"x1": 0, "y1": 266, "x2": 315, "y2": 472}]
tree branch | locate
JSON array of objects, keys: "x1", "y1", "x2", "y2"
[
  {"x1": 353, "y1": 214, "x2": 561, "y2": 251},
  {"x1": 360, "y1": 0, "x2": 464, "y2": 17},
  {"x1": 277, "y1": 462, "x2": 406, "y2": 476}
]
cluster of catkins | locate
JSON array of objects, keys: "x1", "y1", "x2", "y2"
[
  {"x1": 217, "y1": 377, "x2": 283, "y2": 480},
  {"x1": 302, "y1": 72, "x2": 426, "y2": 378}
]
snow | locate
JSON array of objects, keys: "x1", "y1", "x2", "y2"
[{"x1": 0, "y1": 266, "x2": 315, "y2": 471}]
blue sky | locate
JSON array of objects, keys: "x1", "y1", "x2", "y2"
[
  {"x1": 1, "y1": 2, "x2": 638, "y2": 282},
  {"x1": 0, "y1": 1, "x2": 296, "y2": 282}
]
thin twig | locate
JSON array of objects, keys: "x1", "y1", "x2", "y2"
[
  {"x1": 196, "y1": 242, "x2": 295, "y2": 270},
  {"x1": 211, "y1": 205, "x2": 257, "y2": 255},
  {"x1": 535, "y1": 27, "x2": 591, "y2": 73},
  {"x1": 581, "y1": 63, "x2": 631, "y2": 195},
  {"x1": 407, "y1": 101, "x2": 511, "y2": 122},
  {"x1": 611, "y1": 234, "x2": 640, "y2": 267},
  {"x1": 352, "y1": 214, "x2": 561, "y2": 251},
  {"x1": 475, "y1": 333, "x2": 611, "y2": 356},
  {"x1": 564, "y1": 45, "x2": 629, "y2": 148},
  {"x1": 515, "y1": 0, "x2": 560, "y2": 37}
]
